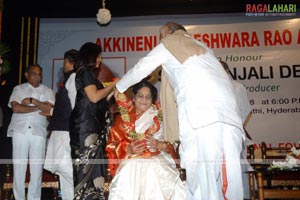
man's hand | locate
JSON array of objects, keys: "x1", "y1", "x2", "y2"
[
  {"x1": 21, "y1": 97, "x2": 32, "y2": 106},
  {"x1": 39, "y1": 109, "x2": 52, "y2": 116}
]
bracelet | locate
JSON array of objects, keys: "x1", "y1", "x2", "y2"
[
  {"x1": 164, "y1": 142, "x2": 171, "y2": 151},
  {"x1": 164, "y1": 142, "x2": 177, "y2": 159},
  {"x1": 30, "y1": 97, "x2": 33, "y2": 104}
]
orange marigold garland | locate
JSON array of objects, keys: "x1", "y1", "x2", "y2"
[
  {"x1": 115, "y1": 92, "x2": 181, "y2": 162},
  {"x1": 115, "y1": 92, "x2": 163, "y2": 147}
]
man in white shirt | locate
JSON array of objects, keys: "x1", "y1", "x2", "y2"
[
  {"x1": 115, "y1": 22, "x2": 244, "y2": 200},
  {"x1": 7, "y1": 64, "x2": 55, "y2": 200}
]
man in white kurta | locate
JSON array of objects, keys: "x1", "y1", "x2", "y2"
[
  {"x1": 43, "y1": 73, "x2": 76, "y2": 200},
  {"x1": 115, "y1": 22, "x2": 244, "y2": 200},
  {"x1": 7, "y1": 64, "x2": 55, "y2": 200},
  {"x1": 233, "y1": 79, "x2": 254, "y2": 199},
  {"x1": 43, "y1": 49, "x2": 78, "y2": 200},
  {"x1": 221, "y1": 60, "x2": 253, "y2": 199}
]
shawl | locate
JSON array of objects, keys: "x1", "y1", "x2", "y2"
[
  {"x1": 161, "y1": 29, "x2": 206, "y2": 64},
  {"x1": 160, "y1": 70, "x2": 179, "y2": 143}
]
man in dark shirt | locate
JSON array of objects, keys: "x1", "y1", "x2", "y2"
[{"x1": 42, "y1": 49, "x2": 78, "y2": 200}]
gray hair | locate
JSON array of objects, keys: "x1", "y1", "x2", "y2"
[{"x1": 161, "y1": 21, "x2": 187, "y2": 34}]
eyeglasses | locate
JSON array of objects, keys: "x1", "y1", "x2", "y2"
[{"x1": 135, "y1": 93, "x2": 152, "y2": 101}]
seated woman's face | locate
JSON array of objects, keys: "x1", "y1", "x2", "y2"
[{"x1": 133, "y1": 86, "x2": 153, "y2": 114}]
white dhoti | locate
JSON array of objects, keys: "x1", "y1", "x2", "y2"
[
  {"x1": 241, "y1": 138, "x2": 255, "y2": 199},
  {"x1": 44, "y1": 131, "x2": 74, "y2": 200},
  {"x1": 179, "y1": 109, "x2": 243, "y2": 200},
  {"x1": 108, "y1": 153, "x2": 186, "y2": 200}
]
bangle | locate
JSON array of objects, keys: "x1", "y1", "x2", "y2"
[
  {"x1": 30, "y1": 97, "x2": 33, "y2": 104},
  {"x1": 164, "y1": 142, "x2": 177, "y2": 160},
  {"x1": 163, "y1": 141, "x2": 170, "y2": 151}
]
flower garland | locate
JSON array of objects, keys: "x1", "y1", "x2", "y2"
[
  {"x1": 96, "y1": 0, "x2": 111, "y2": 25},
  {"x1": 270, "y1": 145, "x2": 300, "y2": 170},
  {"x1": 115, "y1": 92, "x2": 163, "y2": 141},
  {"x1": 115, "y1": 92, "x2": 179, "y2": 160}
]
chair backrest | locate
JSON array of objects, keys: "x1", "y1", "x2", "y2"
[
  {"x1": 247, "y1": 144, "x2": 255, "y2": 159},
  {"x1": 261, "y1": 141, "x2": 291, "y2": 160},
  {"x1": 248, "y1": 142, "x2": 300, "y2": 200},
  {"x1": 0, "y1": 164, "x2": 59, "y2": 200}
]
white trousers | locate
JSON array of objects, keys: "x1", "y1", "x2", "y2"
[
  {"x1": 179, "y1": 116, "x2": 243, "y2": 200},
  {"x1": 44, "y1": 131, "x2": 74, "y2": 200},
  {"x1": 12, "y1": 132, "x2": 46, "y2": 200},
  {"x1": 241, "y1": 140, "x2": 255, "y2": 199}
]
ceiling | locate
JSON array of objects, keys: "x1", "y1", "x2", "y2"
[
  {"x1": 6, "y1": 0, "x2": 300, "y2": 18},
  {"x1": 2, "y1": 0, "x2": 248, "y2": 48},
  {"x1": 7, "y1": 0, "x2": 247, "y2": 18},
  {"x1": 2, "y1": 0, "x2": 246, "y2": 83}
]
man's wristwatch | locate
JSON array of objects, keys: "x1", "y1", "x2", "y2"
[{"x1": 30, "y1": 97, "x2": 33, "y2": 104}]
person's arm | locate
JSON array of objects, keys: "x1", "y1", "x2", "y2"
[
  {"x1": 11, "y1": 101, "x2": 39, "y2": 113},
  {"x1": 106, "y1": 114, "x2": 132, "y2": 177},
  {"x1": 65, "y1": 73, "x2": 77, "y2": 109},
  {"x1": 146, "y1": 135, "x2": 178, "y2": 161},
  {"x1": 116, "y1": 43, "x2": 170, "y2": 93},
  {"x1": 126, "y1": 141, "x2": 147, "y2": 155},
  {"x1": 21, "y1": 97, "x2": 53, "y2": 112},
  {"x1": 84, "y1": 81, "x2": 117, "y2": 103},
  {"x1": 234, "y1": 82, "x2": 252, "y2": 125},
  {"x1": 39, "y1": 107, "x2": 53, "y2": 116},
  {"x1": 146, "y1": 135, "x2": 170, "y2": 152}
]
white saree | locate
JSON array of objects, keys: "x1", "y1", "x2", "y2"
[{"x1": 108, "y1": 107, "x2": 186, "y2": 200}]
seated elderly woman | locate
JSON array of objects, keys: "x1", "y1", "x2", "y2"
[{"x1": 106, "y1": 79, "x2": 186, "y2": 200}]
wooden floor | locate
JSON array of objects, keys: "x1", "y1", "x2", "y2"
[
  {"x1": 0, "y1": 189, "x2": 60, "y2": 200},
  {"x1": 0, "y1": 164, "x2": 61, "y2": 200}
]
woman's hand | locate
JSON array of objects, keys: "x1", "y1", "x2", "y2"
[
  {"x1": 112, "y1": 77, "x2": 120, "y2": 82},
  {"x1": 127, "y1": 140, "x2": 146, "y2": 155},
  {"x1": 113, "y1": 89, "x2": 120, "y2": 100},
  {"x1": 106, "y1": 91, "x2": 114, "y2": 101},
  {"x1": 146, "y1": 135, "x2": 158, "y2": 150},
  {"x1": 146, "y1": 136, "x2": 170, "y2": 152}
]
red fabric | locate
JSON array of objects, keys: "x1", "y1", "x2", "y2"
[
  {"x1": 106, "y1": 93, "x2": 163, "y2": 177},
  {"x1": 222, "y1": 155, "x2": 228, "y2": 200},
  {"x1": 106, "y1": 111, "x2": 161, "y2": 177}
]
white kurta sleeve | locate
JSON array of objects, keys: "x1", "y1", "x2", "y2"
[
  {"x1": 233, "y1": 81, "x2": 252, "y2": 123},
  {"x1": 116, "y1": 43, "x2": 170, "y2": 93},
  {"x1": 8, "y1": 86, "x2": 23, "y2": 108},
  {"x1": 65, "y1": 73, "x2": 77, "y2": 109}
]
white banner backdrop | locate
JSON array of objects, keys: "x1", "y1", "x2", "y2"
[{"x1": 38, "y1": 14, "x2": 300, "y2": 149}]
